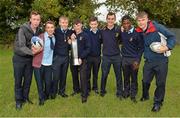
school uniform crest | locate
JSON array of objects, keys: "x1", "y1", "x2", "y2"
[
  {"x1": 79, "y1": 36, "x2": 83, "y2": 41},
  {"x1": 115, "y1": 33, "x2": 119, "y2": 38},
  {"x1": 129, "y1": 37, "x2": 133, "y2": 42}
]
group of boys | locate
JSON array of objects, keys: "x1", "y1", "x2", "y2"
[{"x1": 13, "y1": 10, "x2": 176, "y2": 112}]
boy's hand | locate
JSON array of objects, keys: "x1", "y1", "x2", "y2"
[
  {"x1": 68, "y1": 39, "x2": 72, "y2": 44},
  {"x1": 132, "y1": 61, "x2": 139, "y2": 70},
  {"x1": 78, "y1": 58, "x2": 82, "y2": 65},
  {"x1": 157, "y1": 45, "x2": 169, "y2": 53},
  {"x1": 32, "y1": 45, "x2": 42, "y2": 55},
  {"x1": 71, "y1": 33, "x2": 76, "y2": 41}
]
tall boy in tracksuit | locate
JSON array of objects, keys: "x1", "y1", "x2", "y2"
[
  {"x1": 136, "y1": 11, "x2": 176, "y2": 112},
  {"x1": 86, "y1": 17, "x2": 102, "y2": 94},
  {"x1": 120, "y1": 15, "x2": 144, "y2": 103},
  {"x1": 13, "y1": 11, "x2": 41, "y2": 110}
]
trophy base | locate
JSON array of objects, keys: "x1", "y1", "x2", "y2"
[{"x1": 73, "y1": 58, "x2": 81, "y2": 66}]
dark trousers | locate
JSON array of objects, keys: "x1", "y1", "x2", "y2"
[
  {"x1": 34, "y1": 67, "x2": 45, "y2": 100},
  {"x1": 34, "y1": 65, "x2": 53, "y2": 99},
  {"x1": 142, "y1": 60, "x2": 168, "y2": 105},
  {"x1": 122, "y1": 57, "x2": 138, "y2": 98},
  {"x1": 70, "y1": 59, "x2": 88, "y2": 98},
  {"x1": 13, "y1": 57, "x2": 33, "y2": 103},
  {"x1": 100, "y1": 55, "x2": 123, "y2": 96},
  {"x1": 87, "y1": 56, "x2": 101, "y2": 91},
  {"x1": 52, "y1": 55, "x2": 69, "y2": 95}
]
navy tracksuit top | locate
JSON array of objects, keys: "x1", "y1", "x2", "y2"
[
  {"x1": 136, "y1": 21, "x2": 176, "y2": 62},
  {"x1": 101, "y1": 26, "x2": 121, "y2": 56}
]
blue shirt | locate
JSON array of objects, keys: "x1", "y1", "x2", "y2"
[{"x1": 41, "y1": 32, "x2": 55, "y2": 66}]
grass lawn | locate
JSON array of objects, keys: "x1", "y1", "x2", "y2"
[{"x1": 0, "y1": 45, "x2": 180, "y2": 117}]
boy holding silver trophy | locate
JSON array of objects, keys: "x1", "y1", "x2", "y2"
[{"x1": 68, "y1": 19, "x2": 91, "y2": 103}]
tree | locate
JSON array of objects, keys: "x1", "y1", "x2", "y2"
[
  {"x1": 31, "y1": 0, "x2": 60, "y2": 23},
  {"x1": 31, "y1": 0, "x2": 99, "y2": 26},
  {"x1": 0, "y1": 0, "x2": 34, "y2": 44},
  {"x1": 0, "y1": 0, "x2": 99, "y2": 44},
  {"x1": 105, "y1": 0, "x2": 180, "y2": 27}
]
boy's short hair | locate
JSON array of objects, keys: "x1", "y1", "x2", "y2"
[
  {"x1": 73, "y1": 19, "x2": 82, "y2": 25},
  {"x1": 89, "y1": 16, "x2": 98, "y2": 23},
  {"x1": 59, "y1": 16, "x2": 69, "y2": 22},
  {"x1": 136, "y1": 11, "x2": 148, "y2": 19},
  {"x1": 30, "y1": 11, "x2": 40, "y2": 18},
  {"x1": 45, "y1": 20, "x2": 55, "y2": 27},
  {"x1": 106, "y1": 12, "x2": 116, "y2": 19},
  {"x1": 121, "y1": 15, "x2": 132, "y2": 22}
]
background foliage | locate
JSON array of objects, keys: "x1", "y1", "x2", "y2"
[{"x1": 0, "y1": 0, "x2": 179, "y2": 44}]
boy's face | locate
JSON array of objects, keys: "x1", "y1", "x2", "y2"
[
  {"x1": 59, "y1": 19, "x2": 68, "y2": 30},
  {"x1": 89, "y1": 21, "x2": 98, "y2": 30},
  {"x1": 106, "y1": 15, "x2": 116, "y2": 27},
  {"x1": 73, "y1": 23, "x2": 82, "y2": 33},
  {"x1": 137, "y1": 15, "x2": 148, "y2": 30},
  {"x1": 45, "y1": 23, "x2": 55, "y2": 36},
  {"x1": 122, "y1": 19, "x2": 132, "y2": 31},
  {"x1": 30, "y1": 14, "x2": 41, "y2": 28}
]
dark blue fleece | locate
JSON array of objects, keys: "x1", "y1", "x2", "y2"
[{"x1": 121, "y1": 28, "x2": 144, "y2": 61}]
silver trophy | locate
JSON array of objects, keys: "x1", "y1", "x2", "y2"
[{"x1": 71, "y1": 39, "x2": 80, "y2": 65}]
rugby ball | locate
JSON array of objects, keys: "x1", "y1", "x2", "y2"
[
  {"x1": 149, "y1": 42, "x2": 162, "y2": 53},
  {"x1": 31, "y1": 36, "x2": 43, "y2": 50}
]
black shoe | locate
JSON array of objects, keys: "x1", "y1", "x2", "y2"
[
  {"x1": 82, "y1": 97, "x2": 87, "y2": 103},
  {"x1": 16, "y1": 103, "x2": 22, "y2": 110},
  {"x1": 140, "y1": 97, "x2": 149, "y2": 102},
  {"x1": 22, "y1": 99, "x2": 33, "y2": 104},
  {"x1": 151, "y1": 104, "x2": 161, "y2": 112},
  {"x1": 116, "y1": 95, "x2": 123, "y2": 100},
  {"x1": 59, "y1": 93, "x2": 68, "y2": 98},
  {"x1": 94, "y1": 90, "x2": 99, "y2": 94},
  {"x1": 87, "y1": 89, "x2": 91, "y2": 93},
  {"x1": 87, "y1": 92, "x2": 90, "y2": 96},
  {"x1": 123, "y1": 93, "x2": 130, "y2": 99},
  {"x1": 131, "y1": 97, "x2": 137, "y2": 103},
  {"x1": 39, "y1": 100, "x2": 44, "y2": 106},
  {"x1": 71, "y1": 91, "x2": 79, "y2": 96},
  {"x1": 100, "y1": 92, "x2": 105, "y2": 97},
  {"x1": 100, "y1": 91, "x2": 106, "y2": 97},
  {"x1": 50, "y1": 94, "x2": 56, "y2": 99}
]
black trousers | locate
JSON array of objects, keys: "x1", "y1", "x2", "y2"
[
  {"x1": 100, "y1": 55, "x2": 123, "y2": 96},
  {"x1": 70, "y1": 59, "x2": 88, "y2": 98},
  {"x1": 122, "y1": 57, "x2": 139, "y2": 98},
  {"x1": 52, "y1": 55, "x2": 69, "y2": 95},
  {"x1": 142, "y1": 60, "x2": 168, "y2": 105},
  {"x1": 12, "y1": 55, "x2": 33, "y2": 103},
  {"x1": 87, "y1": 56, "x2": 101, "y2": 91},
  {"x1": 36, "y1": 65, "x2": 53, "y2": 99}
]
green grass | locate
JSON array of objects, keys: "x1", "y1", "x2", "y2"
[{"x1": 0, "y1": 45, "x2": 180, "y2": 117}]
